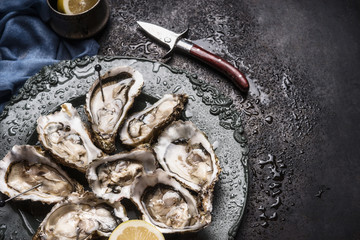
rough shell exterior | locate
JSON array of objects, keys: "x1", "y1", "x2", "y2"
[
  {"x1": 32, "y1": 191, "x2": 128, "y2": 240},
  {"x1": 86, "y1": 145, "x2": 157, "y2": 203},
  {"x1": 37, "y1": 103, "x2": 104, "y2": 172},
  {"x1": 119, "y1": 94, "x2": 188, "y2": 147},
  {"x1": 0, "y1": 145, "x2": 83, "y2": 204},
  {"x1": 153, "y1": 120, "x2": 221, "y2": 194},
  {"x1": 85, "y1": 66, "x2": 144, "y2": 153},
  {"x1": 129, "y1": 169, "x2": 211, "y2": 234}
]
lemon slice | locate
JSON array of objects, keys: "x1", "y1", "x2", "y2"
[
  {"x1": 57, "y1": 0, "x2": 98, "y2": 15},
  {"x1": 109, "y1": 220, "x2": 165, "y2": 240}
]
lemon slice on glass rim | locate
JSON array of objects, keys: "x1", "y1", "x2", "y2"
[
  {"x1": 109, "y1": 220, "x2": 165, "y2": 240},
  {"x1": 57, "y1": 0, "x2": 99, "y2": 15}
]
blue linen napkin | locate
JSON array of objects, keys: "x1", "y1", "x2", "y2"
[{"x1": 0, "y1": 0, "x2": 100, "y2": 113}]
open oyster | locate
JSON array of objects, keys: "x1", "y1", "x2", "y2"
[
  {"x1": 120, "y1": 94, "x2": 188, "y2": 147},
  {"x1": 85, "y1": 66, "x2": 144, "y2": 153},
  {"x1": 33, "y1": 192, "x2": 128, "y2": 240},
  {"x1": 130, "y1": 169, "x2": 211, "y2": 233},
  {"x1": 0, "y1": 145, "x2": 83, "y2": 204},
  {"x1": 153, "y1": 120, "x2": 221, "y2": 193},
  {"x1": 37, "y1": 103, "x2": 104, "y2": 172},
  {"x1": 87, "y1": 145, "x2": 157, "y2": 202}
]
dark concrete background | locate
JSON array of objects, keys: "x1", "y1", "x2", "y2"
[{"x1": 97, "y1": 0, "x2": 360, "y2": 239}]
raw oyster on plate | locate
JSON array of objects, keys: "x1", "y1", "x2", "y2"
[
  {"x1": 153, "y1": 120, "x2": 221, "y2": 194},
  {"x1": 37, "y1": 103, "x2": 104, "y2": 173},
  {"x1": 0, "y1": 145, "x2": 83, "y2": 204},
  {"x1": 120, "y1": 94, "x2": 188, "y2": 147},
  {"x1": 87, "y1": 145, "x2": 157, "y2": 202},
  {"x1": 33, "y1": 191, "x2": 128, "y2": 240},
  {"x1": 130, "y1": 169, "x2": 211, "y2": 233},
  {"x1": 85, "y1": 66, "x2": 144, "y2": 153}
]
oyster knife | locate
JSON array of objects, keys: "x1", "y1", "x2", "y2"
[{"x1": 137, "y1": 21, "x2": 249, "y2": 93}]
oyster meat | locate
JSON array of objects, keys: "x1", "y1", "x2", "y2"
[
  {"x1": 130, "y1": 169, "x2": 210, "y2": 233},
  {"x1": 85, "y1": 66, "x2": 144, "y2": 153},
  {"x1": 87, "y1": 145, "x2": 157, "y2": 202},
  {"x1": 33, "y1": 192, "x2": 128, "y2": 240},
  {"x1": 0, "y1": 145, "x2": 83, "y2": 204},
  {"x1": 37, "y1": 103, "x2": 104, "y2": 172},
  {"x1": 120, "y1": 94, "x2": 188, "y2": 147},
  {"x1": 153, "y1": 120, "x2": 221, "y2": 193}
]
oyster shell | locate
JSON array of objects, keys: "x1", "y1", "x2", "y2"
[
  {"x1": 85, "y1": 66, "x2": 144, "y2": 153},
  {"x1": 33, "y1": 191, "x2": 128, "y2": 240},
  {"x1": 37, "y1": 103, "x2": 104, "y2": 172},
  {"x1": 87, "y1": 145, "x2": 157, "y2": 202},
  {"x1": 153, "y1": 120, "x2": 221, "y2": 193},
  {"x1": 120, "y1": 94, "x2": 188, "y2": 147},
  {"x1": 0, "y1": 145, "x2": 83, "y2": 204},
  {"x1": 130, "y1": 169, "x2": 210, "y2": 233}
]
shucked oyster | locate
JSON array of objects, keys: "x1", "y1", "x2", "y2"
[
  {"x1": 0, "y1": 145, "x2": 83, "y2": 204},
  {"x1": 85, "y1": 66, "x2": 144, "y2": 153},
  {"x1": 130, "y1": 169, "x2": 211, "y2": 233},
  {"x1": 120, "y1": 94, "x2": 188, "y2": 147},
  {"x1": 37, "y1": 103, "x2": 104, "y2": 172},
  {"x1": 87, "y1": 145, "x2": 157, "y2": 202},
  {"x1": 33, "y1": 192, "x2": 128, "y2": 240},
  {"x1": 154, "y1": 120, "x2": 221, "y2": 194}
]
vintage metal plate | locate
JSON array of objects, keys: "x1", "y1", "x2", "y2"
[{"x1": 0, "y1": 56, "x2": 248, "y2": 240}]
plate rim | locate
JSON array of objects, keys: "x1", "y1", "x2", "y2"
[{"x1": 0, "y1": 55, "x2": 249, "y2": 239}]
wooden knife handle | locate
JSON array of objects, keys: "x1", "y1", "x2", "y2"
[{"x1": 189, "y1": 43, "x2": 249, "y2": 93}]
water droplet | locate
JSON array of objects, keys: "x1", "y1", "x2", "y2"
[
  {"x1": 152, "y1": 62, "x2": 161, "y2": 73},
  {"x1": 272, "y1": 189, "x2": 282, "y2": 196},
  {"x1": 270, "y1": 197, "x2": 281, "y2": 209},
  {"x1": 0, "y1": 224, "x2": 7, "y2": 240},
  {"x1": 18, "y1": 209, "x2": 35, "y2": 235},
  {"x1": 259, "y1": 154, "x2": 274, "y2": 167},
  {"x1": 269, "y1": 212, "x2": 278, "y2": 220},
  {"x1": 8, "y1": 126, "x2": 18, "y2": 136},
  {"x1": 265, "y1": 116, "x2": 273, "y2": 124},
  {"x1": 259, "y1": 213, "x2": 267, "y2": 220},
  {"x1": 212, "y1": 141, "x2": 219, "y2": 150},
  {"x1": 315, "y1": 185, "x2": 330, "y2": 198},
  {"x1": 269, "y1": 182, "x2": 281, "y2": 189},
  {"x1": 172, "y1": 85, "x2": 181, "y2": 93},
  {"x1": 261, "y1": 221, "x2": 269, "y2": 228},
  {"x1": 184, "y1": 109, "x2": 193, "y2": 119},
  {"x1": 55, "y1": 89, "x2": 65, "y2": 98},
  {"x1": 188, "y1": 95, "x2": 196, "y2": 101},
  {"x1": 24, "y1": 103, "x2": 31, "y2": 110},
  {"x1": 268, "y1": 165, "x2": 284, "y2": 181}
]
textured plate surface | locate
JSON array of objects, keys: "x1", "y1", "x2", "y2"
[{"x1": 0, "y1": 56, "x2": 248, "y2": 240}]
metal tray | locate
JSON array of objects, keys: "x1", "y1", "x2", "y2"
[{"x1": 0, "y1": 56, "x2": 248, "y2": 240}]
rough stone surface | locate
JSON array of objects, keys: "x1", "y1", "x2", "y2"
[{"x1": 97, "y1": 0, "x2": 360, "y2": 239}]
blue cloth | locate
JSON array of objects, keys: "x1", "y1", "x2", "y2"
[{"x1": 0, "y1": 0, "x2": 99, "y2": 113}]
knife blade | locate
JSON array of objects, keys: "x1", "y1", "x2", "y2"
[{"x1": 137, "y1": 21, "x2": 249, "y2": 93}]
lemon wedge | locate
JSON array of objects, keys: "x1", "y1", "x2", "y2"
[
  {"x1": 109, "y1": 220, "x2": 165, "y2": 240},
  {"x1": 57, "y1": 0, "x2": 98, "y2": 15}
]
